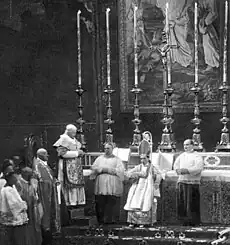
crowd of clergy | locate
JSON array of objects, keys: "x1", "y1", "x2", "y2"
[{"x1": 0, "y1": 124, "x2": 204, "y2": 245}]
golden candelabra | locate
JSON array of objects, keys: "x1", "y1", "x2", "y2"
[
  {"x1": 76, "y1": 85, "x2": 87, "y2": 151},
  {"x1": 190, "y1": 85, "x2": 204, "y2": 151},
  {"x1": 157, "y1": 2, "x2": 178, "y2": 152},
  {"x1": 130, "y1": 5, "x2": 143, "y2": 148},
  {"x1": 104, "y1": 8, "x2": 115, "y2": 144},
  {"x1": 131, "y1": 86, "x2": 143, "y2": 147},
  {"x1": 76, "y1": 10, "x2": 86, "y2": 151},
  {"x1": 158, "y1": 37, "x2": 177, "y2": 152},
  {"x1": 159, "y1": 87, "x2": 176, "y2": 152},
  {"x1": 167, "y1": 85, "x2": 176, "y2": 149},
  {"x1": 216, "y1": 0, "x2": 230, "y2": 152},
  {"x1": 104, "y1": 85, "x2": 115, "y2": 143},
  {"x1": 216, "y1": 84, "x2": 230, "y2": 151},
  {"x1": 190, "y1": 1, "x2": 204, "y2": 151}
]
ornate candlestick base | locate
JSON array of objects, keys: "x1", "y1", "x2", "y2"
[
  {"x1": 166, "y1": 86, "x2": 176, "y2": 150},
  {"x1": 216, "y1": 126, "x2": 230, "y2": 152},
  {"x1": 216, "y1": 85, "x2": 230, "y2": 152},
  {"x1": 158, "y1": 88, "x2": 176, "y2": 152},
  {"x1": 130, "y1": 86, "x2": 143, "y2": 149},
  {"x1": 191, "y1": 126, "x2": 204, "y2": 151},
  {"x1": 190, "y1": 85, "x2": 204, "y2": 152},
  {"x1": 158, "y1": 119, "x2": 175, "y2": 152},
  {"x1": 76, "y1": 85, "x2": 86, "y2": 151},
  {"x1": 104, "y1": 85, "x2": 115, "y2": 144}
]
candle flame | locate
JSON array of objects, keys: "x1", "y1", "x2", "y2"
[
  {"x1": 106, "y1": 8, "x2": 110, "y2": 13},
  {"x1": 77, "y1": 10, "x2": 81, "y2": 15}
]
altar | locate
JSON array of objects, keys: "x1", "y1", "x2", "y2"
[
  {"x1": 77, "y1": 149, "x2": 230, "y2": 226},
  {"x1": 96, "y1": 150, "x2": 230, "y2": 226},
  {"x1": 51, "y1": 150, "x2": 230, "y2": 245}
]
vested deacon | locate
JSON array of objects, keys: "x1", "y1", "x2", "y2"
[
  {"x1": 53, "y1": 124, "x2": 85, "y2": 206},
  {"x1": 174, "y1": 139, "x2": 204, "y2": 226},
  {"x1": 124, "y1": 137, "x2": 161, "y2": 227}
]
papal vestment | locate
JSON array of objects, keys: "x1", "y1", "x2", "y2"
[{"x1": 53, "y1": 133, "x2": 85, "y2": 206}]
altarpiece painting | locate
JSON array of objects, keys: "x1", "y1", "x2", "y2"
[{"x1": 119, "y1": 0, "x2": 224, "y2": 112}]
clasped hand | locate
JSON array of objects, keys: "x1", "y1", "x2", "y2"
[
  {"x1": 176, "y1": 168, "x2": 189, "y2": 175},
  {"x1": 130, "y1": 172, "x2": 143, "y2": 180},
  {"x1": 102, "y1": 167, "x2": 116, "y2": 175},
  {"x1": 94, "y1": 167, "x2": 116, "y2": 175},
  {"x1": 78, "y1": 150, "x2": 84, "y2": 157}
]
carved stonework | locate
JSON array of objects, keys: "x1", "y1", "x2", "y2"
[{"x1": 200, "y1": 179, "x2": 222, "y2": 224}]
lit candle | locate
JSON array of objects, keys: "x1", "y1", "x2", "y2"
[
  {"x1": 194, "y1": 1, "x2": 198, "y2": 85},
  {"x1": 10, "y1": 0, "x2": 12, "y2": 19},
  {"x1": 165, "y1": 2, "x2": 169, "y2": 43},
  {"x1": 77, "y1": 10, "x2": 81, "y2": 86},
  {"x1": 165, "y1": 2, "x2": 171, "y2": 85},
  {"x1": 106, "y1": 8, "x2": 111, "y2": 86},
  {"x1": 223, "y1": 0, "x2": 228, "y2": 85},
  {"x1": 167, "y1": 54, "x2": 171, "y2": 86},
  {"x1": 134, "y1": 5, "x2": 138, "y2": 86}
]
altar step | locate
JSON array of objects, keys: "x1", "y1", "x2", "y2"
[
  {"x1": 53, "y1": 225, "x2": 230, "y2": 245},
  {"x1": 53, "y1": 236, "x2": 216, "y2": 245},
  {"x1": 69, "y1": 215, "x2": 97, "y2": 227},
  {"x1": 61, "y1": 224, "x2": 223, "y2": 239},
  {"x1": 68, "y1": 206, "x2": 97, "y2": 227}
]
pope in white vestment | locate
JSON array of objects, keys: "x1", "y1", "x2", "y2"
[{"x1": 53, "y1": 124, "x2": 85, "y2": 206}]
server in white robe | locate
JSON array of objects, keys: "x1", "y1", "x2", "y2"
[{"x1": 174, "y1": 139, "x2": 204, "y2": 226}]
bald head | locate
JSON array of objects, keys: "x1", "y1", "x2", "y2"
[
  {"x1": 37, "y1": 148, "x2": 49, "y2": 161},
  {"x1": 66, "y1": 124, "x2": 77, "y2": 131},
  {"x1": 65, "y1": 124, "x2": 77, "y2": 138},
  {"x1": 183, "y1": 139, "x2": 194, "y2": 152}
]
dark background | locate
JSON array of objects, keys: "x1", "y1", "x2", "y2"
[{"x1": 0, "y1": 0, "x2": 228, "y2": 164}]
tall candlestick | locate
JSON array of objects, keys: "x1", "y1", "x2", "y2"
[
  {"x1": 216, "y1": 0, "x2": 230, "y2": 152},
  {"x1": 223, "y1": 0, "x2": 228, "y2": 85},
  {"x1": 77, "y1": 10, "x2": 81, "y2": 86},
  {"x1": 133, "y1": 5, "x2": 138, "y2": 86},
  {"x1": 106, "y1": 8, "x2": 111, "y2": 86},
  {"x1": 194, "y1": 1, "x2": 198, "y2": 85}
]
